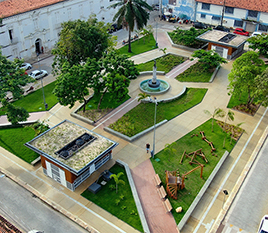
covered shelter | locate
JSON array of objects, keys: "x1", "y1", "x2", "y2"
[
  {"x1": 196, "y1": 30, "x2": 248, "y2": 59},
  {"x1": 25, "y1": 120, "x2": 118, "y2": 191}
]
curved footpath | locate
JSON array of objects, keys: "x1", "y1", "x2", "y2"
[{"x1": 0, "y1": 28, "x2": 267, "y2": 233}]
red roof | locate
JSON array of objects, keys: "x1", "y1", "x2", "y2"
[
  {"x1": 0, "y1": 0, "x2": 65, "y2": 18},
  {"x1": 197, "y1": 0, "x2": 268, "y2": 13}
]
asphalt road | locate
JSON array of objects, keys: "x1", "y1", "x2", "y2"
[
  {"x1": 222, "y1": 137, "x2": 268, "y2": 232},
  {"x1": 0, "y1": 173, "x2": 88, "y2": 233}
]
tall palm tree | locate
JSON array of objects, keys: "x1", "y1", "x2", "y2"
[{"x1": 109, "y1": 0, "x2": 153, "y2": 53}]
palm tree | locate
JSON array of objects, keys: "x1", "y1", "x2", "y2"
[
  {"x1": 138, "y1": 92, "x2": 150, "y2": 102},
  {"x1": 204, "y1": 108, "x2": 225, "y2": 132},
  {"x1": 223, "y1": 110, "x2": 234, "y2": 148},
  {"x1": 108, "y1": 0, "x2": 153, "y2": 53},
  {"x1": 110, "y1": 172, "x2": 125, "y2": 193}
]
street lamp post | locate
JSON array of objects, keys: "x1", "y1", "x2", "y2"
[
  {"x1": 37, "y1": 55, "x2": 48, "y2": 111},
  {"x1": 155, "y1": 18, "x2": 158, "y2": 48},
  {"x1": 220, "y1": 0, "x2": 226, "y2": 26},
  {"x1": 150, "y1": 97, "x2": 158, "y2": 158}
]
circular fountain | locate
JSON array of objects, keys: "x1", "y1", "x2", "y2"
[{"x1": 139, "y1": 60, "x2": 170, "y2": 95}]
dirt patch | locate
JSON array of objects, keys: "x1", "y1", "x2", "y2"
[
  {"x1": 216, "y1": 120, "x2": 244, "y2": 141},
  {"x1": 77, "y1": 108, "x2": 113, "y2": 122},
  {"x1": 232, "y1": 103, "x2": 260, "y2": 116}
]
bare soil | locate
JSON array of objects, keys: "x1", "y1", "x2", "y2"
[
  {"x1": 216, "y1": 120, "x2": 244, "y2": 141},
  {"x1": 232, "y1": 103, "x2": 260, "y2": 116}
]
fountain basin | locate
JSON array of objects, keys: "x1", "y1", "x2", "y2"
[{"x1": 139, "y1": 79, "x2": 170, "y2": 95}]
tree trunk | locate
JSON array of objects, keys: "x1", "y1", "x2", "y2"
[
  {"x1": 97, "y1": 88, "x2": 107, "y2": 111},
  {"x1": 83, "y1": 97, "x2": 87, "y2": 112},
  {"x1": 128, "y1": 29, "x2": 132, "y2": 53}
]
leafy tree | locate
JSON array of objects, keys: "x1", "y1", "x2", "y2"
[
  {"x1": 228, "y1": 51, "x2": 264, "y2": 109},
  {"x1": 254, "y1": 67, "x2": 268, "y2": 107},
  {"x1": 53, "y1": 59, "x2": 99, "y2": 112},
  {"x1": 109, "y1": 0, "x2": 153, "y2": 53},
  {"x1": 204, "y1": 108, "x2": 225, "y2": 132},
  {"x1": 110, "y1": 172, "x2": 125, "y2": 193},
  {"x1": 52, "y1": 17, "x2": 111, "y2": 73},
  {"x1": 2, "y1": 100, "x2": 29, "y2": 125},
  {"x1": 0, "y1": 50, "x2": 33, "y2": 124},
  {"x1": 192, "y1": 49, "x2": 227, "y2": 70},
  {"x1": 247, "y1": 34, "x2": 268, "y2": 58},
  {"x1": 90, "y1": 51, "x2": 139, "y2": 110}
]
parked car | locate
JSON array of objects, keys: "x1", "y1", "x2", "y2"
[
  {"x1": 29, "y1": 70, "x2": 48, "y2": 80},
  {"x1": 233, "y1": 28, "x2": 249, "y2": 36},
  {"x1": 153, "y1": 4, "x2": 159, "y2": 11},
  {"x1": 108, "y1": 23, "x2": 122, "y2": 33},
  {"x1": 250, "y1": 31, "x2": 262, "y2": 37},
  {"x1": 257, "y1": 215, "x2": 268, "y2": 233},
  {"x1": 193, "y1": 22, "x2": 207, "y2": 29},
  {"x1": 214, "y1": 25, "x2": 230, "y2": 32},
  {"x1": 20, "y1": 63, "x2": 32, "y2": 70}
]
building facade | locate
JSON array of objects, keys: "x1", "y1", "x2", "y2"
[{"x1": 0, "y1": 0, "x2": 120, "y2": 60}]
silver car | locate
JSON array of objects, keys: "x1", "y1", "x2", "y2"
[
  {"x1": 29, "y1": 70, "x2": 48, "y2": 80},
  {"x1": 20, "y1": 63, "x2": 32, "y2": 70}
]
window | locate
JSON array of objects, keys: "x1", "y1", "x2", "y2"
[
  {"x1": 225, "y1": 7, "x2": 234, "y2": 14},
  {"x1": 258, "y1": 24, "x2": 268, "y2": 32},
  {"x1": 212, "y1": 16, "x2": 220, "y2": 21},
  {"x1": 202, "y1": 3, "x2": 210, "y2": 10},
  {"x1": 248, "y1": 10, "x2": 258, "y2": 18},
  {"x1": 8, "y1": 29, "x2": 13, "y2": 40},
  {"x1": 201, "y1": 14, "x2": 206, "y2": 19},
  {"x1": 234, "y1": 20, "x2": 243, "y2": 27}
]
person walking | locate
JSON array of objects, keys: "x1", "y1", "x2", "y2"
[{"x1": 146, "y1": 143, "x2": 150, "y2": 153}]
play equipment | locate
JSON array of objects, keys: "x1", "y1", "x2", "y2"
[
  {"x1": 165, "y1": 163, "x2": 204, "y2": 199},
  {"x1": 200, "y1": 131, "x2": 216, "y2": 152},
  {"x1": 180, "y1": 149, "x2": 208, "y2": 164}
]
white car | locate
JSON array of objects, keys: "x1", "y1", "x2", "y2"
[
  {"x1": 20, "y1": 63, "x2": 32, "y2": 70},
  {"x1": 251, "y1": 31, "x2": 262, "y2": 37},
  {"x1": 258, "y1": 215, "x2": 268, "y2": 233},
  {"x1": 29, "y1": 70, "x2": 48, "y2": 80}
]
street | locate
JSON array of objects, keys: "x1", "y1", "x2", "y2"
[
  {"x1": 0, "y1": 173, "x2": 88, "y2": 233},
  {"x1": 221, "y1": 137, "x2": 268, "y2": 233}
]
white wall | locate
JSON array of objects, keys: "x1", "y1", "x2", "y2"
[{"x1": 1, "y1": 0, "x2": 119, "y2": 60}]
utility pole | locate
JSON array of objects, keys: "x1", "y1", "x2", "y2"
[{"x1": 220, "y1": 0, "x2": 226, "y2": 26}]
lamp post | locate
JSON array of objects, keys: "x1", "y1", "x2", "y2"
[
  {"x1": 150, "y1": 97, "x2": 158, "y2": 158},
  {"x1": 155, "y1": 17, "x2": 158, "y2": 48},
  {"x1": 37, "y1": 55, "x2": 48, "y2": 111},
  {"x1": 220, "y1": 0, "x2": 226, "y2": 26}
]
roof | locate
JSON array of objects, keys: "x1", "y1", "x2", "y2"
[
  {"x1": 0, "y1": 0, "x2": 66, "y2": 18},
  {"x1": 197, "y1": 30, "x2": 248, "y2": 48},
  {"x1": 196, "y1": 0, "x2": 268, "y2": 13},
  {"x1": 25, "y1": 120, "x2": 118, "y2": 174}
]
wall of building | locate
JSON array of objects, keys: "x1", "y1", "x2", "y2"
[{"x1": 1, "y1": 0, "x2": 119, "y2": 60}]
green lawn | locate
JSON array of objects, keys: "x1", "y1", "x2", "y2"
[
  {"x1": 81, "y1": 164, "x2": 143, "y2": 232},
  {"x1": 136, "y1": 54, "x2": 187, "y2": 73},
  {"x1": 83, "y1": 93, "x2": 131, "y2": 111},
  {"x1": 151, "y1": 118, "x2": 236, "y2": 224},
  {"x1": 109, "y1": 88, "x2": 208, "y2": 137},
  {"x1": 0, "y1": 81, "x2": 58, "y2": 116},
  {"x1": 176, "y1": 62, "x2": 215, "y2": 82},
  {"x1": 0, "y1": 126, "x2": 39, "y2": 163},
  {"x1": 117, "y1": 34, "x2": 157, "y2": 57}
]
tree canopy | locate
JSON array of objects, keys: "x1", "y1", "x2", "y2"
[
  {"x1": 52, "y1": 16, "x2": 112, "y2": 74},
  {"x1": 0, "y1": 50, "x2": 33, "y2": 124},
  {"x1": 228, "y1": 51, "x2": 264, "y2": 108},
  {"x1": 247, "y1": 34, "x2": 268, "y2": 58},
  {"x1": 109, "y1": 0, "x2": 153, "y2": 53},
  {"x1": 254, "y1": 67, "x2": 268, "y2": 107},
  {"x1": 192, "y1": 49, "x2": 227, "y2": 70}
]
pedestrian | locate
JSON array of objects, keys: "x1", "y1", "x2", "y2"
[{"x1": 146, "y1": 143, "x2": 150, "y2": 153}]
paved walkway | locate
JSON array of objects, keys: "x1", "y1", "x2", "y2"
[{"x1": 0, "y1": 27, "x2": 267, "y2": 233}]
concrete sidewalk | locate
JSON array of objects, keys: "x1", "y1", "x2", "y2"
[{"x1": 0, "y1": 26, "x2": 267, "y2": 233}]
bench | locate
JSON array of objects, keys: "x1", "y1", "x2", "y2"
[
  {"x1": 157, "y1": 185, "x2": 167, "y2": 200},
  {"x1": 163, "y1": 199, "x2": 173, "y2": 213},
  {"x1": 153, "y1": 174, "x2": 162, "y2": 187}
]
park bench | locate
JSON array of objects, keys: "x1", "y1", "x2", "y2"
[
  {"x1": 157, "y1": 185, "x2": 167, "y2": 200},
  {"x1": 153, "y1": 174, "x2": 162, "y2": 187},
  {"x1": 163, "y1": 198, "x2": 173, "y2": 213}
]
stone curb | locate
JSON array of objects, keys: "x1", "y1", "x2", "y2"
[
  {"x1": 178, "y1": 150, "x2": 229, "y2": 231},
  {"x1": 0, "y1": 166, "x2": 99, "y2": 233},
  {"x1": 209, "y1": 126, "x2": 268, "y2": 233},
  {"x1": 166, "y1": 31, "x2": 197, "y2": 52},
  {"x1": 209, "y1": 66, "x2": 221, "y2": 83},
  {"x1": 139, "y1": 71, "x2": 165, "y2": 76},
  {"x1": 104, "y1": 120, "x2": 168, "y2": 142},
  {"x1": 116, "y1": 159, "x2": 150, "y2": 233}
]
